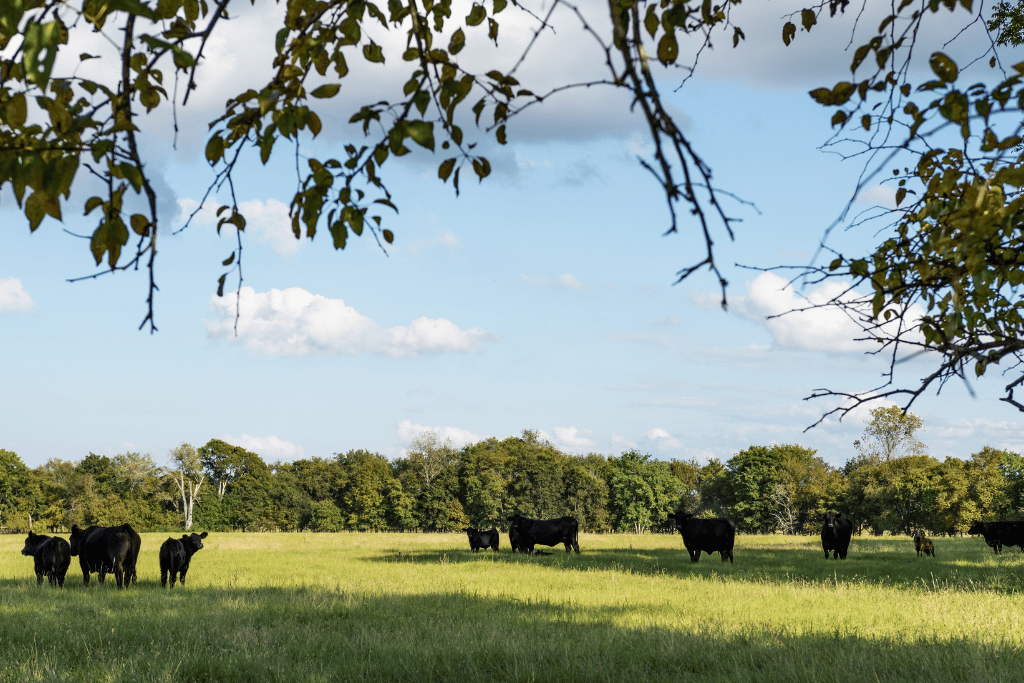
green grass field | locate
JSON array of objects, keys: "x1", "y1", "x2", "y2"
[{"x1": 1, "y1": 531, "x2": 1022, "y2": 682}]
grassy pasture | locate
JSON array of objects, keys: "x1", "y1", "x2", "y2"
[{"x1": 1, "y1": 531, "x2": 1022, "y2": 682}]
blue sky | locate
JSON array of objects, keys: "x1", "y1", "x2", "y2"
[{"x1": 2, "y1": 0, "x2": 1023, "y2": 469}]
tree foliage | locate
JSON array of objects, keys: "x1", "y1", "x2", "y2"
[{"x1": 853, "y1": 406, "x2": 927, "y2": 462}]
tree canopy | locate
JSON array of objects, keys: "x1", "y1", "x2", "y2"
[{"x1": 3, "y1": 0, "x2": 1024, "y2": 419}]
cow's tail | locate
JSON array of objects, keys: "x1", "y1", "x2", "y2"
[{"x1": 571, "y1": 517, "x2": 580, "y2": 554}]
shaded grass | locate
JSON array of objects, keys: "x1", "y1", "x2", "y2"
[{"x1": 0, "y1": 532, "x2": 1022, "y2": 682}]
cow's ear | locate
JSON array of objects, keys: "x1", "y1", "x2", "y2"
[{"x1": 200, "y1": 532, "x2": 208, "y2": 539}]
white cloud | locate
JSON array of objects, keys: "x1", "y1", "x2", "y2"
[
  {"x1": 0, "y1": 278, "x2": 33, "y2": 313},
  {"x1": 220, "y1": 433, "x2": 305, "y2": 461},
  {"x1": 610, "y1": 433, "x2": 639, "y2": 450},
  {"x1": 406, "y1": 230, "x2": 462, "y2": 258},
  {"x1": 206, "y1": 286, "x2": 497, "y2": 357},
  {"x1": 176, "y1": 198, "x2": 299, "y2": 255},
  {"x1": 646, "y1": 427, "x2": 682, "y2": 450},
  {"x1": 396, "y1": 420, "x2": 482, "y2": 448},
  {"x1": 693, "y1": 272, "x2": 925, "y2": 355},
  {"x1": 546, "y1": 427, "x2": 596, "y2": 452},
  {"x1": 520, "y1": 273, "x2": 586, "y2": 291}
]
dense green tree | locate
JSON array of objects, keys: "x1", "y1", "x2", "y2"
[
  {"x1": 564, "y1": 456, "x2": 611, "y2": 533},
  {"x1": 607, "y1": 450, "x2": 678, "y2": 533},
  {"x1": 724, "y1": 446, "x2": 784, "y2": 534},
  {"x1": 308, "y1": 499, "x2": 343, "y2": 532},
  {"x1": 198, "y1": 439, "x2": 265, "y2": 498},
  {"x1": 458, "y1": 439, "x2": 510, "y2": 528},
  {"x1": 0, "y1": 449, "x2": 29, "y2": 530},
  {"x1": 335, "y1": 449, "x2": 398, "y2": 531},
  {"x1": 854, "y1": 407, "x2": 927, "y2": 462}
]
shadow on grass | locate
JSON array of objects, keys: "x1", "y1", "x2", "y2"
[{"x1": 0, "y1": 584, "x2": 1018, "y2": 683}]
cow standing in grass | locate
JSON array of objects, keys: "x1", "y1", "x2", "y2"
[
  {"x1": 969, "y1": 520, "x2": 1024, "y2": 554},
  {"x1": 69, "y1": 523, "x2": 139, "y2": 588},
  {"x1": 160, "y1": 532, "x2": 208, "y2": 588},
  {"x1": 913, "y1": 530, "x2": 935, "y2": 557},
  {"x1": 463, "y1": 528, "x2": 499, "y2": 552},
  {"x1": 821, "y1": 513, "x2": 852, "y2": 560},
  {"x1": 21, "y1": 531, "x2": 71, "y2": 587},
  {"x1": 667, "y1": 512, "x2": 735, "y2": 564},
  {"x1": 506, "y1": 515, "x2": 579, "y2": 555}
]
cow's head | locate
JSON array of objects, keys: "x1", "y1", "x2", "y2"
[
  {"x1": 21, "y1": 531, "x2": 47, "y2": 556},
  {"x1": 182, "y1": 532, "x2": 208, "y2": 553},
  {"x1": 823, "y1": 512, "x2": 838, "y2": 530},
  {"x1": 668, "y1": 512, "x2": 693, "y2": 532},
  {"x1": 68, "y1": 525, "x2": 84, "y2": 556},
  {"x1": 967, "y1": 521, "x2": 984, "y2": 535}
]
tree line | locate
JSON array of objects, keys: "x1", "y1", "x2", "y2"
[{"x1": 1, "y1": 411, "x2": 1021, "y2": 536}]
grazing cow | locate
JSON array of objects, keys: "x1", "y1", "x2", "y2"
[
  {"x1": 667, "y1": 512, "x2": 735, "y2": 564},
  {"x1": 463, "y1": 527, "x2": 500, "y2": 553},
  {"x1": 160, "y1": 532, "x2": 208, "y2": 588},
  {"x1": 69, "y1": 523, "x2": 139, "y2": 588},
  {"x1": 968, "y1": 521, "x2": 1024, "y2": 554},
  {"x1": 913, "y1": 530, "x2": 935, "y2": 557},
  {"x1": 21, "y1": 532, "x2": 71, "y2": 587},
  {"x1": 820, "y1": 513, "x2": 853, "y2": 560},
  {"x1": 506, "y1": 514, "x2": 580, "y2": 555}
]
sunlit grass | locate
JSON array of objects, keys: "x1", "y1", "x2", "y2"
[{"x1": 0, "y1": 531, "x2": 1022, "y2": 681}]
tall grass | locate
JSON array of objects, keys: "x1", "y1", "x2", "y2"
[{"x1": 1, "y1": 531, "x2": 1021, "y2": 682}]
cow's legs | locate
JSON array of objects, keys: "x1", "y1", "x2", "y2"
[{"x1": 689, "y1": 550, "x2": 700, "y2": 563}]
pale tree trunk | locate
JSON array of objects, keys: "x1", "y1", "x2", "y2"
[
  {"x1": 168, "y1": 442, "x2": 206, "y2": 531},
  {"x1": 174, "y1": 468, "x2": 205, "y2": 531}
]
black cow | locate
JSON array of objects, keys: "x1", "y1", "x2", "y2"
[
  {"x1": 667, "y1": 512, "x2": 735, "y2": 564},
  {"x1": 821, "y1": 512, "x2": 853, "y2": 560},
  {"x1": 69, "y1": 523, "x2": 139, "y2": 588},
  {"x1": 160, "y1": 532, "x2": 208, "y2": 588},
  {"x1": 506, "y1": 515, "x2": 579, "y2": 555},
  {"x1": 463, "y1": 527, "x2": 499, "y2": 552},
  {"x1": 21, "y1": 531, "x2": 71, "y2": 587},
  {"x1": 969, "y1": 520, "x2": 1024, "y2": 554}
]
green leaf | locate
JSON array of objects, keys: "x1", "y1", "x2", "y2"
[
  {"x1": 801, "y1": 9, "x2": 816, "y2": 31},
  {"x1": 466, "y1": 4, "x2": 486, "y2": 26},
  {"x1": 217, "y1": 273, "x2": 227, "y2": 297},
  {"x1": 311, "y1": 83, "x2": 341, "y2": 99},
  {"x1": 496, "y1": 124, "x2": 506, "y2": 145},
  {"x1": 222, "y1": 251, "x2": 236, "y2": 266},
  {"x1": 130, "y1": 213, "x2": 150, "y2": 236},
  {"x1": 657, "y1": 33, "x2": 678, "y2": 65},
  {"x1": 782, "y1": 22, "x2": 796, "y2": 46},
  {"x1": 929, "y1": 52, "x2": 958, "y2": 83},
  {"x1": 438, "y1": 157, "x2": 456, "y2": 181},
  {"x1": 363, "y1": 42, "x2": 384, "y2": 63},
  {"x1": 493, "y1": 0, "x2": 506, "y2": 13},
  {"x1": 449, "y1": 28, "x2": 465, "y2": 54},
  {"x1": 809, "y1": 88, "x2": 834, "y2": 105},
  {"x1": 106, "y1": 0, "x2": 159, "y2": 21},
  {"x1": 22, "y1": 20, "x2": 60, "y2": 87},
  {"x1": 383, "y1": 229, "x2": 394, "y2": 243},
  {"x1": 406, "y1": 120, "x2": 435, "y2": 151},
  {"x1": 205, "y1": 135, "x2": 224, "y2": 165}
]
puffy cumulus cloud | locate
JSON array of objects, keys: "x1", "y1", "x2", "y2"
[
  {"x1": 207, "y1": 287, "x2": 497, "y2": 357},
  {"x1": 645, "y1": 428, "x2": 682, "y2": 450},
  {"x1": 396, "y1": 420, "x2": 483, "y2": 448},
  {"x1": 520, "y1": 273, "x2": 585, "y2": 292},
  {"x1": 220, "y1": 434, "x2": 305, "y2": 461},
  {"x1": 611, "y1": 433, "x2": 639, "y2": 450},
  {"x1": 694, "y1": 272, "x2": 924, "y2": 355},
  {"x1": 176, "y1": 198, "x2": 299, "y2": 256},
  {"x1": 543, "y1": 427, "x2": 596, "y2": 452},
  {"x1": 0, "y1": 278, "x2": 33, "y2": 313}
]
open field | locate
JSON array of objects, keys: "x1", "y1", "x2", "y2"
[{"x1": 1, "y1": 531, "x2": 1022, "y2": 682}]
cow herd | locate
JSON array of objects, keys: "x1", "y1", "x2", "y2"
[
  {"x1": 15, "y1": 513, "x2": 1024, "y2": 587},
  {"x1": 18, "y1": 524, "x2": 209, "y2": 589},
  {"x1": 464, "y1": 512, "x2": 1024, "y2": 564}
]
